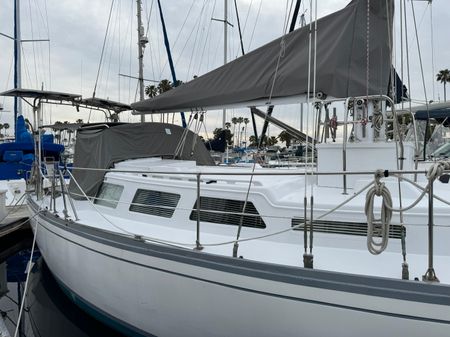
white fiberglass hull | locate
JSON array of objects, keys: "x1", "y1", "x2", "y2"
[{"x1": 29, "y1": 201, "x2": 450, "y2": 337}]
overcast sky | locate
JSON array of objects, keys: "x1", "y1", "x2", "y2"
[{"x1": 1, "y1": 0, "x2": 449, "y2": 140}]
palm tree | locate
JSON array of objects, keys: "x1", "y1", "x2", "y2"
[
  {"x1": 243, "y1": 118, "x2": 249, "y2": 148},
  {"x1": 231, "y1": 117, "x2": 238, "y2": 146},
  {"x1": 225, "y1": 122, "x2": 231, "y2": 130},
  {"x1": 267, "y1": 136, "x2": 278, "y2": 146},
  {"x1": 237, "y1": 117, "x2": 244, "y2": 147},
  {"x1": 158, "y1": 79, "x2": 172, "y2": 94},
  {"x1": 278, "y1": 130, "x2": 293, "y2": 148},
  {"x1": 145, "y1": 85, "x2": 158, "y2": 98},
  {"x1": 437, "y1": 69, "x2": 450, "y2": 102},
  {"x1": 76, "y1": 119, "x2": 83, "y2": 124},
  {"x1": 249, "y1": 135, "x2": 258, "y2": 147}
]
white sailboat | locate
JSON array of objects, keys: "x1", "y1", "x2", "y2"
[{"x1": 10, "y1": 0, "x2": 450, "y2": 336}]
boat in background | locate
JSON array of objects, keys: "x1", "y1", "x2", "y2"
[
  {"x1": 0, "y1": 113, "x2": 65, "y2": 230},
  {"x1": 0, "y1": 0, "x2": 66, "y2": 230},
  {"x1": 407, "y1": 102, "x2": 450, "y2": 161}
]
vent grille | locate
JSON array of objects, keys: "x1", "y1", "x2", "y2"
[
  {"x1": 190, "y1": 197, "x2": 266, "y2": 229},
  {"x1": 130, "y1": 189, "x2": 180, "y2": 218},
  {"x1": 291, "y1": 218, "x2": 403, "y2": 239}
]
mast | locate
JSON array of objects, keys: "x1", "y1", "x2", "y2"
[
  {"x1": 14, "y1": 0, "x2": 22, "y2": 138},
  {"x1": 222, "y1": 0, "x2": 228, "y2": 130},
  {"x1": 156, "y1": 0, "x2": 187, "y2": 128},
  {"x1": 136, "y1": 0, "x2": 147, "y2": 123}
]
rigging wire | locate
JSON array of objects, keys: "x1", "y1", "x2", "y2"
[
  {"x1": 42, "y1": 0, "x2": 52, "y2": 123},
  {"x1": 284, "y1": 0, "x2": 296, "y2": 33},
  {"x1": 187, "y1": 0, "x2": 209, "y2": 80},
  {"x1": 118, "y1": 0, "x2": 122, "y2": 103},
  {"x1": 172, "y1": 2, "x2": 209, "y2": 79},
  {"x1": 1, "y1": 55, "x2": 14, "y2": 118},
  {"x1": 144, "y1": 0, "x2": 155, "y2": 86},
  {"x1": 20, "y1": 43, "x2": 33, "y2": 94},
  {"x1": 210, "y1": 20, "x2": 223, "y2": 71},
  {"x1": 247, "y1": 0, "x2": 262, "y2": 51},
  {"x1": 206, "y1": 2, "x2": 217, "y2": 71},
  {"x1": 403, "y1": 0, "x2": 413, "y2": 119},
  {"x1": 104, "y1": 2, "x2": 121, "y2": 99},
  {"x1": 195, "y1": 0, "x2": 214, "y2": 76},
  {"x1": 93, "y1": 0, "x2": 115, "y2": 98},
  {"x1": 34, "y1": 0, "x2": 48, "y2": 91},
  {"x1": 197, "y1": 0, "x2": 218, "y2": 76},
  {"x1": 158, "y1": 0, "x2": 196, "y2": 77},
  {"x1": 128, "y1": 0, "x2": 134, "y2": 105},
  {"x1": 430, "y1": 2, "x2": 435, "y2": 102},
  {"x1": 118, "y1": 1, "x2": 133, "y2": 81},
  {"x1": 43, "y1": 0, "x2": 52, "y2": 87},
  {"x1": 241, "y1": 0, "x2": 254, "y2": 38},
  {"x1": 411, "y1": 1, "x2": 429, "y2": 112},
  {"x1": 400, "y1": 0, "x2": 404, "y2": 109},
  {"x1": 27, "y1": 0, "x2": 39, "y2": 88},
  {"x1": 141, "y1": 0, "x2": 155, "y2": 122}
]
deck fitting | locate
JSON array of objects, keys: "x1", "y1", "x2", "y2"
[{"x1": 303, "y1": 253, "x2": 313, "y2": 269}]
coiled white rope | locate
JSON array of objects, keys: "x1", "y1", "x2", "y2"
[
  {"x1": 363, "y1": 160, "x2": 450, "y2": 255},
  {"x1": 365, "y1": 170, "x2": 392, "y2": 255},
  {"x1": 426, "y1": 159, "x2": 450, "y2": 182}
]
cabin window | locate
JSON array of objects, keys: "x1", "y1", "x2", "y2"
[
  {"x1": 190, "y1": 197, "x2": 266, "y2": 229},
  {"x1": 129, "y1": 189, "x2": 180, "y2": 218},
  {"x1": 94, "y1": 183, "x2": 124, "y2": 208}
]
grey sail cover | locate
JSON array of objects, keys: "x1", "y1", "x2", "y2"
[
  {"x1": 132, "y1": 0, "x2": 393, "y2": 114},
  {"x1": 68, "y1": 122, "x2": 214, "y2": 199}
]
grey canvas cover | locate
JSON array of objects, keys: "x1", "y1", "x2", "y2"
[
  {"x1": 132, "y1": 0, "x2": 393, "y2": 114},
  {"x1": 68, "y1": 122, "x2": 214, "y2": 199}
]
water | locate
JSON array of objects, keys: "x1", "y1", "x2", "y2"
[{"x1": 0, "y1": 230, "x2": 126, "y2": 337}]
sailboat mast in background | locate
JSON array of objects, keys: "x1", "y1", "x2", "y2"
[
  {"x1": 13, "y1": 0, "x2": 22, "y2": 137},
  {"x1": 222, "y1": 0, "x2": 228, "y2": 130},
  {"x1": 136, "y1": 0, "x2": 148, "y2": 123}
]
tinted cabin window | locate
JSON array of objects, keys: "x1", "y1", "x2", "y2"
[
  {"x1": 94, "y1": 183, "x2": 124, "y2": 208},
  {"x1": 190, "y1": 197, "x2": 266, "y2": 228},
  {"x1": 129, "y1": 189, "x2": 180, "y2": 218}
]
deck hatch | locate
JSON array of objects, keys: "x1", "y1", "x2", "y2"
[
  {"x1": 130, "y1": 189, "x2": 180, "y2": 218},
  {"x1": 190, "y1": 197, "x2": 266, "y2": 228},
  {"x1": 291, "y1": 218, "x2": 403, "y2": 239}
]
